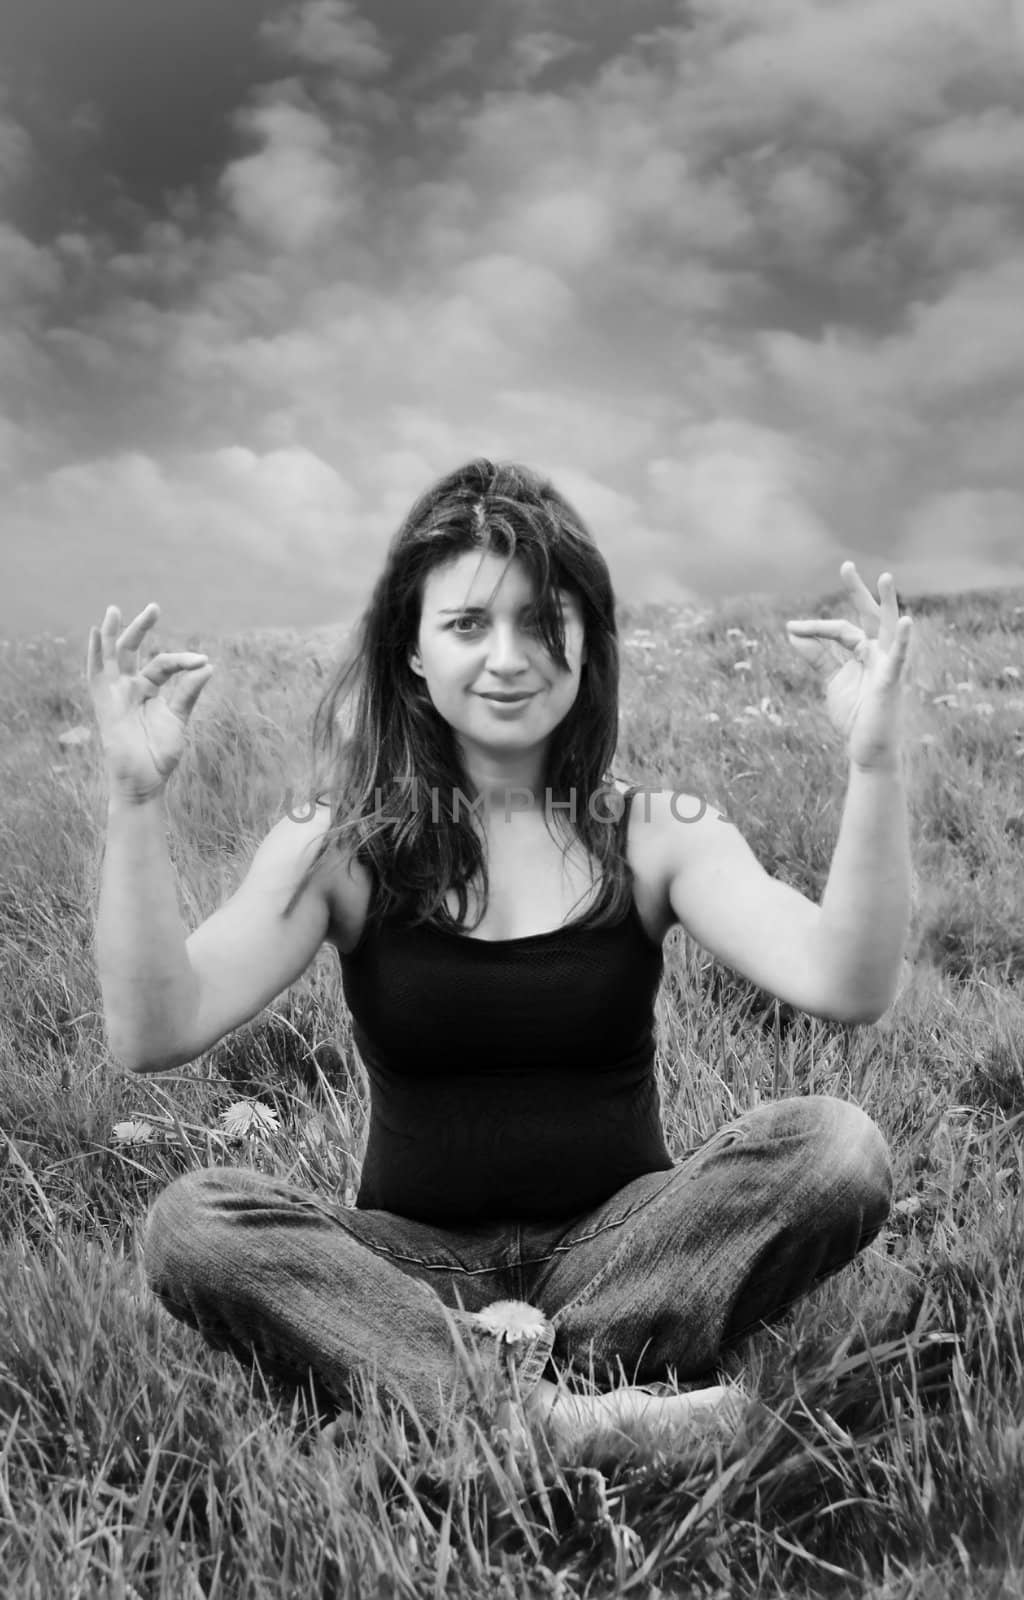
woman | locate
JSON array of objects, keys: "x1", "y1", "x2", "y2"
[{"x1": 89, "y1": 458, "x2": 913, "y2": 1448}]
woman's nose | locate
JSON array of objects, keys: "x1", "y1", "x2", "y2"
[{"x1": 486, "y1": 625, "x2": 531, "y2": 670}]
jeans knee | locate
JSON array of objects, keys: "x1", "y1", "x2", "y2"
[
  {"x1": 143, "y1": 1166, "x2": 235, "y2": 1291},
  {"x1": 807, "y1": 1096, "x2": 892, "y2": 1230}
]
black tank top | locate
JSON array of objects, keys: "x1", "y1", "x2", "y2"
[{"x1": 338, "y1": 790, "x2": 673, "y2": 1224}]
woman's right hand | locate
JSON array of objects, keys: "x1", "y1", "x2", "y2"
[{"x1": 86, "y1": 603, "x2": 216, "y2": 802}]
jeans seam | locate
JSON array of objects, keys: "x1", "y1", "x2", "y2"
[
  {"x1": 358, "y1": 1242, "x2": 514, "y2": 1275},
  {"x1": 549, "y1": 1156, "x2": 727, "y2": 1330},
  {"x1": 541, "y1": 1168, "x2": 681, "y2": 1253}
]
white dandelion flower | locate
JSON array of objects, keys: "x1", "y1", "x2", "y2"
[
  {"x1": 733, "y1": 660, "x2": 752, "y2": 674},
  {"x1": 220, "y1": 1100, "x2": 281, "y2": 1138},
  {"x1": 112, "y1": 1120, "x2": 156, "y2": 1145},
  {"x1": 703, "y1": 712, "x2": 721, "y2": 724},
  {"x1": 1000, "y1": 665, "x2": 1021, "y2": 681},
  {"x1": 474, "y1": 1300, "x2": 551, "y2": 1344}
]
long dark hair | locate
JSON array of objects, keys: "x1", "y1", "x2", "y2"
[{"x1": 282, "y1": 457, "x2": 633, "y2": 932}]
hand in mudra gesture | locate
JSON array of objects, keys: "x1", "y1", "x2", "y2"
[
  {"x1": 786, "y1": 562, "x2": 913, "y2": 773},
  {"x1": 86, "y1": 603, "x2": 215, "y2": 802}
]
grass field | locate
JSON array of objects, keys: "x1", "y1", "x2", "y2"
[{"x1": 2, "y1": 582, "x2": 1023, "y2": 1598}]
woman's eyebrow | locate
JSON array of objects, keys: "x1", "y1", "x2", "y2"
[{"x1": 437, "y1": 596, "x2": 570, "y2": 615}]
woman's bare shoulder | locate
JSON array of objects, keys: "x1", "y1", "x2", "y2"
[
  {"x1": 621, "y1": 781, "x2": 730, "y2": 934},
  {"x1": 285, "y1": 798, "x2": 372, "y2": 954}
]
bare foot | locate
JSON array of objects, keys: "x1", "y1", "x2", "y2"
[{"x1": 505, "y1": 1378, "x2": 746, "y2": 1452}]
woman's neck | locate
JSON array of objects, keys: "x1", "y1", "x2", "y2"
[{"x1": 456, "y1": 750, "x2": 549, "y2": 816}]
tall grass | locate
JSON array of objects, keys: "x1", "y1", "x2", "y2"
[{"x1": 1, "y1": 588, "x2": 1023, "y2": 1597}]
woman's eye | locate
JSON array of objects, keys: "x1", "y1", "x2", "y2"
[{"x1": 451, "y1": 616, "x2": 484, "y2": 635}]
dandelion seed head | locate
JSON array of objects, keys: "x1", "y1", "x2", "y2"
[
  {"x1": 220, "y1": 1100, "x2": 280, "y2": 1138},
  {"x1": 474, "y1": 1299, "x2": 550, "y2": 1344},
  {"x1": 112, "y1": 1120, "x2": 156, "y2": 1145}
]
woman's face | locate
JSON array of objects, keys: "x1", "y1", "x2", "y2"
[{"x1": 409, "y1": 550, "x2": 587, "y2": 768}]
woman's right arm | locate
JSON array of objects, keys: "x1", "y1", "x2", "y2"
[
  {"x1": 96, "y1": 788, "x2": 202, "y2": 1071},
  {"x1": 89, "y1": 603, "x2": 337, "y2": 1074},
  {"x1": 96, "y1": 796, "x2": 337, "y2": 1073}
]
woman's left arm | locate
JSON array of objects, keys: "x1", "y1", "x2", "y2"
[
  {"x1": 663, "y1": 563, "x2": 914, "y2": 1025},
  {"x1": 785, "y1": 562, "x2": 915, "y2": 1020}
]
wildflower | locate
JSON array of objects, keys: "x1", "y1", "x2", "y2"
[
  {"x1": 932, "y1": 694, "x2": 958, "y2": 708},
  {"x1": 703, "y1": 712, "x2": 721, "y2": 723},
  {"x1": 112, "y1": 1120, "x2": 156, "y2": 1145},
  {"x1": 974, "y1": 702, "x2": 995, "y2": 717},
  {"x1": 220, "y1": 1100, "x2": 281, "y2": 1138},
  {"x1": 474, "y1": 1300, "x2": 550, "y2": 1345},
  {"x1": 955, "y1": 681, "x2": 972, "y2": 692},
  {"x1": 1000, "y1": 665, "x2": 1021, "y2": 681},
  {"x1": 58, "y1": 725, "x2": 93, "y2": 748},
  {"x1": 726, "y1": 627, "x2": 744, "y2": 640},
  {"x1": 733, "y1": 660, "x2": 752, "y2": 674}
]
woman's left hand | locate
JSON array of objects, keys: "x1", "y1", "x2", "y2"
[{"x1": 785, "y1": 561, "x2": 914, "y2": 772}]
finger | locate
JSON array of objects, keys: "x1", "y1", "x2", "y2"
[
  {"x1": 879, "y1": 615, "x2": 914, "y2": 685},
  {"x1": 876, "y1": 571, "x2": 901, "y2": 649},
  {"x1": 86, "y1": 625, "x2": 102, "y2": 682},
  {"x1": 99, "y1": 605, "x2": 122, "y2": 663},
  {"x1": 840, "y1": 561, "x2": 883, "y2": 628},
  {"x1": 168, "y1": 662, "x2": 215, "y2": 718},
  {"x1": 116, "y1": 602, "x2": 160, "y2": 661},
  {"x1": 787, "y1": 619, "x2": 866, "y2": 652},
  {"x1": 139, "y1": 652, "x2": 211, "y2": 687}
]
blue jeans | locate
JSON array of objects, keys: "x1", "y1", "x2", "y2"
[{"x1": 143, "y1": 1096, "x2": 891, "y2": 1432}]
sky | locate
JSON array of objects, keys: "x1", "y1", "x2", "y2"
[{"x1": 2, "y1": 0, "x2": 1024, "y2": 643}]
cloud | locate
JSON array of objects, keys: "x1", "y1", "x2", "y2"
[
  {"x1": 683, "y1": 0, "x2": 1015, "y2": 145},
  {"x1": 451, "y1": 253, "x2": 574, "y2": 332},
  {"x1": 646, "y1": 420, "x2": 835, "y2": 594},
  {"x1": 0, "y1": 112, "x2": 32, "y2": 192},
  {"x1": 5, "y1": 0, "x2": 1024, "y2": 639},
  {"x1": 261, "y1": 0, "x2": 391, "y2": 78},
  {"x1": 220, "y1": 96, "x2": 364, "y2": 252},
  {"x1": 505, "y1": 31, "x2": 581, "y2": 87},
  {"x1": 7, "y1": 446, "x2": 362, "y2": 582},
  {"x1": 915, "y1": 109, "x2": 1024, "y2": 191},
  {"x1": 900, "y1": 489, "x2": 1024, "y2": 594}
]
